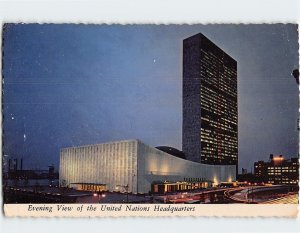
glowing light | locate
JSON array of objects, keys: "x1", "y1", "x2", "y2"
[
  {"x1": 213, "y1": 177, "x2": 218, "y2": 186},
  {"x1": 273, "y1": 157, "x2": 284, "y2": 161},
  {"x1": 93, "y1": 193, "x2": 98, "y2": 197}
]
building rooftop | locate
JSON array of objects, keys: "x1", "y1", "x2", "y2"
[{"x1": 155, "y1": 146, "x2": 186, "y2": 160}]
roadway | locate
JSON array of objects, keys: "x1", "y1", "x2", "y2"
[
  {"x1": 261, "y1": 194, "x2": 298, "y2": 204},
  {"x1": 225, "y1": 185, "x2": 298, "y2": 204},
  {"x1": 155, "y1": 187, "x2": 244, "y2": 204}
]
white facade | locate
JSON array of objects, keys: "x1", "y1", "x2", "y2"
[{"x1": 60, "y1": 139, "x2": 236, "y2": 193}]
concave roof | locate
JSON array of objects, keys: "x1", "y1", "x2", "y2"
[{"x1": 155, "y1": 146, "x2": 186, "y2": 160}]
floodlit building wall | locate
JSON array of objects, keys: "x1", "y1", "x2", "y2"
[
  {"x1": 59, "y1": 140, "x2": 138, "y2": 192},
  {"x1": 137, "y1": 141, "x2": 236, "y2": 193},
  {"x1": 60, "y1": 140, "x2": 236, "y2": 194}
]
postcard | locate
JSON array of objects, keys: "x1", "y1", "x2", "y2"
[{"x1": 2, "y1": 23, "x2": 299, "y2": 217}]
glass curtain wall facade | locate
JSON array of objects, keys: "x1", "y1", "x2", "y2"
[{"x1": 183, "y1": 33, "x2": 238, "y2": 170}]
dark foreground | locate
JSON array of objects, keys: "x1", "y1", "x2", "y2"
[{"x1": 3, "y1": 185, "x2": 298, "y2": 204}]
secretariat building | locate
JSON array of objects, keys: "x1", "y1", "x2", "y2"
[
  {"x1": 59, "y1": 33, "x2": 237, "y2": 194},
  {"x1": 183, "y1": 33, "x2": 238, "y2": 170}
]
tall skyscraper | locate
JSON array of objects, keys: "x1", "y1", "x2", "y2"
[{"x1": 182, "y1": 33, "x2": 238, "y2": 171}]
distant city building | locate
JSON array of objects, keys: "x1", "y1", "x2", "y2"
[
  {"x1": 254, "y1": 154, "x2": 299, "y2": 185},
  {"x1": 182, "y1": 33, "x2": 238, "y2": 173},
  {"x1": 3, "y1": 158, "x2": 58, "y2": 180},
  {"x1": 241, "y1": 168, "x2": 248, "y2": 175},
  {"x1": 59, "y1": 140, "x2": 236, "y2": 194},
  {"x1": 7, "y1": 158, "x2": 23, "y2": 172},
  {"x1": 237, "y1": 173, "x2": 260, "y2": 184}
]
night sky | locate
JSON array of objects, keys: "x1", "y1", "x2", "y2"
[{"x1": 2, "y1": 24, "x2": 299, "y2": 172}]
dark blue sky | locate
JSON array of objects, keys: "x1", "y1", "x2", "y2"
[{"x1": 2, "y1": 24, "x2": 299, "y2": 172}]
